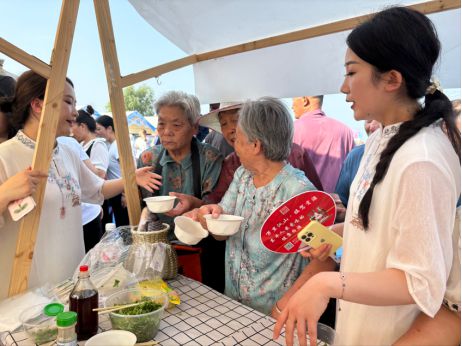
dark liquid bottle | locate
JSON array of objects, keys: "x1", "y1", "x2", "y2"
[{"x1": 69, "y1": 265, "x2": 98, "y2": 340}]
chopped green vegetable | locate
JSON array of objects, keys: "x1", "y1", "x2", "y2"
[
  {"x1": 31, "y1": 327, "x2": 58, "y2": 345},
  {"x1": 113, "y1": 279, "x2": 120, "y2": 287},
  {"x1": 110, "y1": 297, "x2": 163, "y2": 342},
  {"x1": 118, "y1": 300, "x2": 161, "y2": 315}
]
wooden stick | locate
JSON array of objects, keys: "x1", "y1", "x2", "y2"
[
  {"x1": 120, "y1": 0, "x2": 460, "y2": 87},
  {"x1": 94, "y1": 301, "x2": 145, "y2": 314},
  {"x1": 0, "y1": 38, "x2": 51, "y2": 79},
  {"x1": 8, "y1": 0, "x2": 80, "y2": 297},
  {"x1": 94, "y1": 0, "x2": 141, "y2": 225}
]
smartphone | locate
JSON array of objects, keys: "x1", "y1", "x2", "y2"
[
  {"x1": 297, "y1": 221, "x2": 342, "y2": 257},
  {"x1": 8, "y1": 196, "x2": 36, "y2": 221}
]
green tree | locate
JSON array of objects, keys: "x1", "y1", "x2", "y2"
[{"x1": 106, "y1": 84, "x2": 155, "y2": 117}]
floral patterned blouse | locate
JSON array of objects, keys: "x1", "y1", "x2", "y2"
[
  {"x1": 137, "y1": 137, "x2": 223, "y2": 229},
  {"x1": 219, "y1": 164, "x2": 315, "y2": 314}
]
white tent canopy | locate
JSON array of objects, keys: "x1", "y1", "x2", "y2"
[{"x1": 129, "y1": 0, "x2": 460, "y2": 103}]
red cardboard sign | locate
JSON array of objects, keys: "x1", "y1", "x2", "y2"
[{"x1": 260, "y1": 191, "x2": 336, "y2": 254}]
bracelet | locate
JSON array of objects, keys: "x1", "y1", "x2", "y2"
[
  {"x1": 275, "y1": 301, "x2": 282, "y2": 314},
  {"x1": 339, "y1": 272, "x2": 346, "y2": 300}
]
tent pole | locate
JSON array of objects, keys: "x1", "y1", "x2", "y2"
[
  {"x1": 121, "y1": 0, "x2": 460, "y2": 88},
  {"x1": 0, "y1": 38, "x2": 51, "y2": 79},
  {"x1": 8, "y1": 0, "x2": 80, "y2": 296},
  {"x1": 94, "y1": 0, "x2": 141, "y2": 225}
]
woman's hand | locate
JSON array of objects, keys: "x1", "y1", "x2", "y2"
[
  {"x1": 135, "y1": 166, "x2": 162, "y2": 192},
  {"x1": 165, "y1": 192, "x2": 203, "y2": 217},
  {"x1": 184, "y1": 204, "x2": 223, "y2": 230},
  {"x1": 273, "y1": 274, "x2": 330, "y2": 346},
  {"x1": 0, "y1": 168, "x2": 48, "y2": 213},
  {"x1": 299, "y1": 243, "x2": 332, "y2": 262}
]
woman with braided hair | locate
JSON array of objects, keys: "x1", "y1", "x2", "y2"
[{"x1": 274, "y1": 7, "x2": 460, "y2": 346}]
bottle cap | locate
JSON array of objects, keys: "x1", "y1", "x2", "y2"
[
  {"x1": 80, "y1": 265, "x2": 89, "y2": 272},
  {"x1": 44, "y1": 303, "x2": 64, "y2": 316},
  {"x1": 56, "y1": 311, "x2": 77, "y2": 327}
]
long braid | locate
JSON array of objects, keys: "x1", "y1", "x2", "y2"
[{"x1": 359, "y1": 90, "x2": 459, "y2": 229}]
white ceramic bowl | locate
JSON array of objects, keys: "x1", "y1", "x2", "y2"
[
  {"x1": 174, "y1": 216, "x2": 209, "y2": 245},
  {"x1": 204, "y1": 214, "x2": 244, "y2": 236},
  {"x1": 85, "y1": 330, "x2": 137, "y2": 346},
  {"x1": 144, "y1": 196, "x2": 176, "y2": 213}
]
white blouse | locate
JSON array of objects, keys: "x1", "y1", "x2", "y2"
[
  {"x1": 0, "y1": 131, "x2": 104, "y2": 299},
  {"x1": 335, "y1": 122, "x2": 461, "y2": 345}
]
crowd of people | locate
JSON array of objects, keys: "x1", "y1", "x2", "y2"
[{"x1": 0, "y1": 6, "x2": 460, "y2": 346}]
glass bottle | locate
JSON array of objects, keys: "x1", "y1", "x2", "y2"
[
  {"x1": 56, "y1": 311, "x2": 77, "y2": 346},
  {"x1": 69, "y1": 265, "x2": 98, "y2": 340}
]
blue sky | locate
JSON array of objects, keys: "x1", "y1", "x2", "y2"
[{"x1": 1, "y1": 1, "x2": 460, "y2": 142}]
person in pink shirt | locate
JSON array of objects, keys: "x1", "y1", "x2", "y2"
[{"x1": 292, "y1": 95, "x2": 355, "y2": 193}]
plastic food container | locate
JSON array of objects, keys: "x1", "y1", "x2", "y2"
[
  {"x1": 143, "y1": 196, "x2": 176, "y2": 213},
  {"x1": 105, "y1": 288, "x2": 168, "y2": 342},
  {"x1": 174, "y1": 216, "x2": 209, "y2": 245},
  {"x1": 19, "y1": 303, "x2": 63, "y2": 345},
  {"x1": 315, "y1": 323, "x2": 336, "y2": 345},
  {"x1": 204, "y1": 214, "x2": 244, "y2": 236}
]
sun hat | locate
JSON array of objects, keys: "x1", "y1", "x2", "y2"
[{"x1": 199, "y1": 102, "x2": 242, "y2": 133}]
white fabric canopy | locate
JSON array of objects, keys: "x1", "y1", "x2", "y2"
[{"x1": 129, "y1": 0, "x2": 460, "y2": 103}]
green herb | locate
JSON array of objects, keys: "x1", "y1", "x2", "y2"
[
  {"x1": 110, "y1": 297, "x2": 163, "y2": 342},
  {"x1": 118, "y1": 300, "x2": 161, "y2": 315},
  {"x1": 113, "y1": 279, "x2": 120, "y2": 287},
  {"x1": 31, "y1": 327, "x2": 58, "y2": 345}
]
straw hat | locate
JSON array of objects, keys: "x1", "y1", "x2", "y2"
[{"x1": 199, "y1": 102, "x2": 242, "y2": 133}]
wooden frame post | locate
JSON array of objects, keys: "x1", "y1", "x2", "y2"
[
  {"x1": 8, "y1": 0, "x2": 80, "y2": 296},
  {"x1": 94, "y1": 0, "x2": 141, "y2": 224}
]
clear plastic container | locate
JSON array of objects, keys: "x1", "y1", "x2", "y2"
[
  {"x1": 19, "y1": 303, "x2": 63, "y2": 345},
  {"x1": 105, "y1": 288, "x2": 168, "y2": 342},
  {"x1": 315, "y1": 323, "x2": 336, "y2": 346},
  {"x1": 105, "y1": 223, "x2": 116, "y2": 233}
]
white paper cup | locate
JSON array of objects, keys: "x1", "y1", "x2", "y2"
[
  {"x1": 174, "y1": 216, "x2": 209, "y2": 245},
  {"x1": 144, "y1": 196, "x2": 176, "y2": 213},
  {"x1": 85, "y1": 330, "x2": 137, "y2": 346},
  {"x1": 204, "y1": 214, "x2": 244, "y2": 236}
]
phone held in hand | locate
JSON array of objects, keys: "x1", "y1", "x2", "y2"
[
  {"x1": 297, "y1": 220, "x2": 342, "y2": 257},
  {"x1": 8, "y1": 196, "x2": 36, "y2": 221}
]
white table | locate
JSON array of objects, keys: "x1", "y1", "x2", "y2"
[{"x1": 4, "y1": 275, "x2": 288, "y2": 346}]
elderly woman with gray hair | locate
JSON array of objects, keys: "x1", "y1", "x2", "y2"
[
  {"x1": 187, "y1": 97, "x2": 318, "y2": 315},
  {"x1": 138, "y1": 90, "x2": 223, "y2": 228}
]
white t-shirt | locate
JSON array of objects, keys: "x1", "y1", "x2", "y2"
[
  {"x1": 82, "y1": 138, "x2": 109, "y2": 173},
  {"x1": 0, "y1": 131, "x2": 104, "y2": 299},
  {"x1": 107, "y1": 140, "x2": 121, "y2": 180},
  {"x1": 57, "y1": 136, "x2": 89, "y2": 161},
  {"x1": 444, "y1": 207, "x2": 460, "y2": 313},
  {"x1": 335, "y1": 123, "x2": 460, "y2": 346},
  {"x1": 80, "y1": 138, "x2": 109, "y2": 225}
]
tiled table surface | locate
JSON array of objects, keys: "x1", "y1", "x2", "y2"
[{"x1": 3, "y1": 275, "x2": 289, "y2": 346}]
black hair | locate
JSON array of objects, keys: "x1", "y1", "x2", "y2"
[
  {"x1": 0, "y1": 70, "x2": 74, "y2": 131},
  {"x1": 76, "y1": 113, "x2": 96, "y2": 133},
  {"x1": 96, "y1": 115, "x2": 114, "y2": 132},
  {"x1": 0, "y1": 75, "x2": 17, "y2": 139},
  {"x1": 347, "y1": 7, "x2": 461, "y2": 229}
]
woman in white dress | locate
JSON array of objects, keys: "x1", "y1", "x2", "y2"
[
  {"x1": 72, "y1": 107, "x2": 109, "y2": 251},
  {"x1": 274, "y1": 7, "x2": 460, "y2": 346},
  {"x1": 0, "y1": 70, "x2": 160, "y2": 299}
]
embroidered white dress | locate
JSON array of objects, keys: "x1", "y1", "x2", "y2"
[
  {"x1": 335, "y1": 123, "x2": 461, "y2": 345},
  {"x1": 0, "y1": 131, "x2": 104, "y2": 299}
]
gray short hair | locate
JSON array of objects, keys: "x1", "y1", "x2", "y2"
[
  {"x1": 155, "y1": 91, "x2": 201, "y2": 125},
  {"x1": 238, "y1": 97, "x2": 293, "y2": 161}
]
